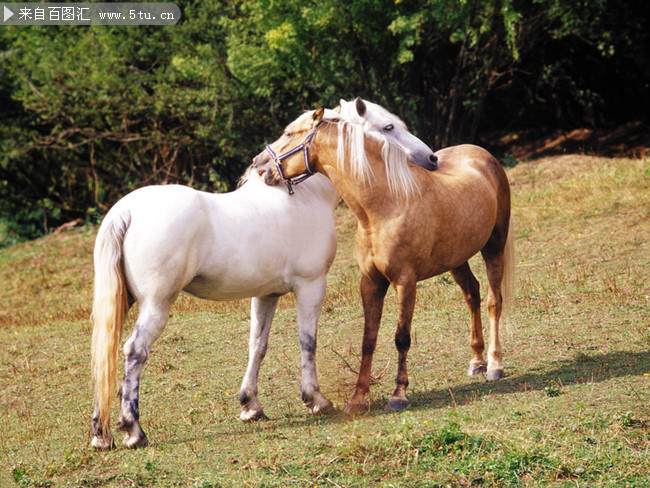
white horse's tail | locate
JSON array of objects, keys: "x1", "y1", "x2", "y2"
[
  {"x1": 501, "y1": 217, "x2": 515, "y2": 328},
  {"x1": 91, "y1": 210, "x2": 131, "y2": 437}
]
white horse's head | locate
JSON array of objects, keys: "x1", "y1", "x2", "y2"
[
  {"x1": 253, "y1": 99, "x2": 436, "y2": 200},
  {"x1": 338, "y1": 98, "x2": 438, "y2": 171}
]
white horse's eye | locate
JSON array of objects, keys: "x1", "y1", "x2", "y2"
[
  {"x1": 284, "y1": 132, "x2": 293, "y2": 138},
  {"x1": 383, "y1": 124, "x2": 394, "y2": 132}
]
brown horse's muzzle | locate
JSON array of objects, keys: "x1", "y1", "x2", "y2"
[
  {"x1": 252, "y1": 150, "x2": 282, "y2": 186},
  {"x1": 252, "y1": 149, "x2": 269, "y2": 169}
]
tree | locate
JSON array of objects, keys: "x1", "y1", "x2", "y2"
[
  {"x1": 1, "y1": 0, "x2": 647, "y2": 244},
  {"x1": 1, "y1": 2, "x2": 260, "y2": 239}
]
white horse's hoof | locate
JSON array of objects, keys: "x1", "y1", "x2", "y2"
[
  {"x1": 308, "y1": 399, "x2": 336, "y2": 416},
  {"x1": 91, "y1": 435, "x2": 115, "y2": 450},
  {"x1": 123, "y1": 433, "x2": 149, "y2": 449},
  {"x1": 240, "y1": 409, "x2": 269, "y2": 422}
]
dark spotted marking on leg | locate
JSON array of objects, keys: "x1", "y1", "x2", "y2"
[
  {"x1": 301, "y1": 388, "x2": 314, "y2": 407},
  {"x1": 117, "y1": 398, "x2": 139, "y2": 432},
  {"x1": 299, "y1": 334, "x2": 316, "y2": 356},
  {"x1": 117, "y1": 371, "x2": 141, "y2": 432},
  {"x1": 240, "y1": 391, "x2": 251, "y2": 407},
  {"x1": 125, "y1": 354, "x2": 146, "y2": 370},
  {"x1": 92, "y1": 410, "x2": 103, "y2": 437},
  {"x1": 116, "y1": 418, "x2": 130, "y2": 431},
  {"x1": 258, "y1": 343, "x2": 268, "y2": 360},
  {"x1": 129, "y1": 398, "x2": 140, "y2": 421}
]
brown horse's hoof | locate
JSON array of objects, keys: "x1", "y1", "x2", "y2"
[
  {"x1": 343, "y1": 401, "x2": 369, "y2": 415},
  {"x1": 486, "y1": 369, "x2": 504, "y2": 381},
  {"x1": 468, "y1": 364, "x2": 487, "y2": 376},
  {"x1": 386, "y1": 397, "x2": 409, "y2": 411}
]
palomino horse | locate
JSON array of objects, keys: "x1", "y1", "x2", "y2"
[
  {"x1": 90, "y1": 106, "x2": 437, "y2": 449},
  {"x1": 253, "y1": 98, "x2": 514, "y2": 413}
]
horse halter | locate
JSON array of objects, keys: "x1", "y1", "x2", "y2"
[{"x1": 265, "y1": 121, "x2": 322, "y2": 195}]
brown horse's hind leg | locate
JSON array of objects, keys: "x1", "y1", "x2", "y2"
[
  {"x1": 344, "y1": 273, "x2": 389, "y2": 414},
  {"x1": 481, "y1": 246, "x2": 506, "y2": 380},
  {"x1": 387, "y1": 278, "x2": 417, "y2": 410},
  {"x1": 474, "y1": 225, "x2": 508, "y2": 380},
  {"x1": 450, "y1": 263, "x2": 487, "y2": 376}
]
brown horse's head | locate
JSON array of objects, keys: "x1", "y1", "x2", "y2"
[
  {"x1": 252, "y1": 107, "x2": 327, "y2": 191},
  {"x1": 253, "y1": 99, "x2": 436, "y2": 198}
]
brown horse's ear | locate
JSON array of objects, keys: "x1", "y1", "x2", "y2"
[
  {"x1": 313, "y1": 106, "x2": 325, "y2": 123},
  {"x1": 355, "y1": 97, "x2": 366, "y2": 117}
]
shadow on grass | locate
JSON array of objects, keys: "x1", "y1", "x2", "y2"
[
  {"x1": 157, "y1": 349, "x2": 649, "y2": 446},
  {"x1": 368, "y1": 349, "x2": 650, "y2": 415}
]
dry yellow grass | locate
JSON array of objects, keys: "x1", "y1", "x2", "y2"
[{"x1": 1, "y1": 154, "x2": 648, "y2": 487}]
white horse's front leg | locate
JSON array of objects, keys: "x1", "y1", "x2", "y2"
[
  {"x1": 239, "y1": 295, "x2": 278, "y2": 422},
  {"x1": 295, "y1": 279, "x2": 335, "y2": 415}
]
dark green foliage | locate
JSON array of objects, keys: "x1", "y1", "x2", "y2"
[{"x1": 1, "y1": 0, "x2": 647, "y2": 243}]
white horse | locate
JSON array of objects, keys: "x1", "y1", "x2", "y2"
[{"x1": 90, "y1": 99, "x2": 436, "y2": 450}]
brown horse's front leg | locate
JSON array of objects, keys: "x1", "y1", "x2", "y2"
[
  {"x1": 387, "y1": 279, "x2": 417, "y2": 410},
  {"x1": 344, "y1": 273, "x2": 389, "y2": 414}
]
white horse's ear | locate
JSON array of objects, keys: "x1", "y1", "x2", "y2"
[
  {"x1": 355, "y1": 98, "x2": 366, "y2": 117},
  {"x1": 336, "y1": 99, "x2": 348, "y2": 114}
]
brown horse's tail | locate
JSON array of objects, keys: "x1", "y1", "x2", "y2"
[
  {"x1": 501, "y1": 217, "x2": 515, "y2": 327},
  {"x1": 90, "y1": 210, "x2": 131, "y2": 438}
]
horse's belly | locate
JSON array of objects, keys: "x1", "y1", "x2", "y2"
[
  {"x1": 182, "y1": 273, "x2": 289, "y2": 301},
  {"x1": 366, "y1": 202, "x2": 495, "y2": 282}
]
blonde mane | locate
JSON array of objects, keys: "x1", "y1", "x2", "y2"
[{"x1": 332, "y1": 100, "x2": 420, "y2": 201}]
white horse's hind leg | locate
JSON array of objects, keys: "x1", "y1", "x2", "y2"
[
  {"x1": 295, "y1": 279, "x2": 335, "y2": 415},
  {"x1": 239, "y1": 296, "x2": 278, "y2": 422},
  {"x1": 91, "y1": 404, "x2": 115, "y2": 450},
  {"x1": 117, "y1": 302, "x2": 170, "y2": 447}
]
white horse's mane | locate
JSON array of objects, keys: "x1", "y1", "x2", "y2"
[
  {"x1": 332, "y1": 100, "x2": 419, "y2": 201},
  {"x1": 239, "y1": 162, "x2": 337, "y2": 203},
  {"x1": 238, "y1": 165, "x2": 269, "y2": 188}
]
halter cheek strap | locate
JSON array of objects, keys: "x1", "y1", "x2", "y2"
[{"x1": 265, "y1": 122, "x2": 321, "y2": 195}]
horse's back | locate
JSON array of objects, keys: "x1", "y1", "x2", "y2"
[
  {"x1": 103, "y1": 179, "x2": 338, "y2": 302},
  {"x1": 386, "y1": 144, "x2": 510, "y2": 277},
  {"x1": 433, "y1": 145, "x2": 506, "y2": 186}
]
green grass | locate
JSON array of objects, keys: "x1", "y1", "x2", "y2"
[{"x1": 1, "y1": 155, "x2": 648, "y2": 487}]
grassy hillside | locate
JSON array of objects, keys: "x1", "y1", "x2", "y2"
[{"x1": 1, "y1": 155, "x2": 648, "y2": 487}]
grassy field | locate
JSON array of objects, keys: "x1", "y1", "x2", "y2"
[{"x1": 1, "y1": 154, "x2": 648, "y2": 487}]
